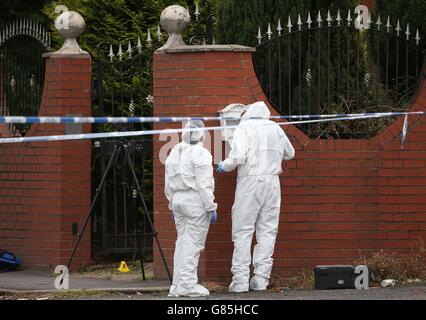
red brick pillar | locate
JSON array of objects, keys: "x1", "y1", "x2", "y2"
[
  {"x1": 0, "y1": 53, "x2": 92, "y2": 270},
  {"x1": 360, "y1": 0, "x2": 375, "y2": 10}
]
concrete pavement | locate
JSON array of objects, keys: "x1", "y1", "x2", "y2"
[{"x1": 0, "y1": 268, "x2": 169, "y2": 292}]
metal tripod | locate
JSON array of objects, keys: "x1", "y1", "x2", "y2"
[{"x1": 66, "y1": 139, "x2": 172, "y2": 283}]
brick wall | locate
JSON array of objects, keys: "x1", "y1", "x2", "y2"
[
  {"x1": 152, "y1": 46, "x2": 426, "y2": 281},
  {"x1": 0, "y1": 54, "x2": 92, "y2": 270},
  {"x1": 360, "y1": 0, "x2": 375, "y2": 10}
]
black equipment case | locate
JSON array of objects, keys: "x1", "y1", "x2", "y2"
[{"x1": 314, "y1": 265, "x2": 356, "y2": 290}]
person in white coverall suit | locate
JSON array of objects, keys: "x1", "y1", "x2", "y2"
[
  {"x1": 217, "y1": 101, "x2": 295, "y2": 292},
  {"x1": 165, "y1": 120, "x2": 217, "y2": 297}
]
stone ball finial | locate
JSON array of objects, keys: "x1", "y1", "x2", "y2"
[
  {"x1": 52, "y1": 11, "x2": 88, "y2": 55},
  {"x1": 160, "y1": 5, "x2": 190, "y2": 34},
  {"x1": 158, "y1": 5, "x2": 190, "y2": 51}
]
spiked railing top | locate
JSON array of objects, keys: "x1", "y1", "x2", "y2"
[
  {"x1": 277, "y1": 19, "x2": 282, "y2": 36},
  {"x1": 257, "y1": 26, "x2": 262, "y2": 44},
  {"x1": 326, "y1": 10, "x2": 332, "y2": 27},
  {"x1": 376, "y1": 15, "x2": 382, "y2": 30},
  {"x1": 0, "y1": 19, "x2": 50, "y2": 49},
  {"x1": 105, "y1": 27, "x2": 163, "y2": 62},
  {"x1": 336, "y1": 10, "x2": 342, "y2": 26},
  {"x1": 256, "y1": 9, "x2": 422, "y2": 46},
  {"x1": 267, "y1": 23, "x2": 272, "y2": 40},
  {"x1": 146, "y1": 29, "x2": 153, "y2": 46},
  {"x1": 194, "y1": 2, "x2": 200, "y2": 21},
  {"x1": 157, "y1": 24, "x2": 162, "y2": 41},
  {"x1": 306, "y1": 12, "x2": 312, "y2": 29}
]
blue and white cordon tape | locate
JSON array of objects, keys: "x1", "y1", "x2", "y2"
[
  {"x1": 0, "y1": 111, "x2": 424, "y2": 125},
  {"x1": 0, "y1": 111, "x2": 423, "y2": 144}
]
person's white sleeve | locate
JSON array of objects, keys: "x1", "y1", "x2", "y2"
[
  {"x1": 193, "y1": 148, "x2": 217, "y2": 212},
  {"x1": 221, "y1": 126, "x2": 248, "y2": 172},
  {"x1": 282, "y1": 131, "x2": 295, "y2": 160},
  {"x1": 164, "y1": 174, "x2": 174, "y2": 211}
]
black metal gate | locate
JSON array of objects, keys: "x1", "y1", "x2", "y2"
[
  {"x1": 89, "y1": 10, "x2": 211, "y2": 262},
  {"x1": 0, "y1": 19, "x2": 50, "y2": 135},
  {"x1": 91, "y1": 40, "x2": 156, "y2": 262}
]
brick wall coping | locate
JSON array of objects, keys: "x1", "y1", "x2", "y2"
[
  {"x1": 42, "y1": 52, "x2": 91, "y2": 58},
  {"x1": 160, "y1": 44, "x2": 256, "y2": 53}
]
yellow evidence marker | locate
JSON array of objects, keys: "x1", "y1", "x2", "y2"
[{"x1": 117, "y1": 261, "x2": 130, "y2": 273}]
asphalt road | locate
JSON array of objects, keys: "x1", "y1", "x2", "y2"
[{"x1": 57, "y1": 285, "x2": 426, "y2": 300}]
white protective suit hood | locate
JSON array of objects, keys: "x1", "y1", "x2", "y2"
[
  {"x1": 181, "y1": 120, "x2": 205, "y2": 144},
  {"x1": 242, "y1": 101, "x2": 271, "y2": 121}
]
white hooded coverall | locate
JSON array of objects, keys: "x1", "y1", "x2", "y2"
[
  {"x1": 164, "y1": 121, "x2": 217, "y2": 297},
  {"x1": 221, "y1": 101, "x2": 295, "y2": 291}
]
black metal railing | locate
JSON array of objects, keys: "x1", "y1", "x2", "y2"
[
  {"x1": 0, "y1": 19, "x2": 50, "y2": 135},
  {"x1": 188, "y1": 0, "x2": 215, "y2": 45},
  {"x1": 254, "y1": 10, "x2": 425, "y2": 139}
]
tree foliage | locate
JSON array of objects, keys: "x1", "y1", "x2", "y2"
[
  {"x1": 0, "y1": 0, "x2": 49, "y2": 28},
  {"x1": 375, "y1": 0, "x2": 426, "y2": 48}
]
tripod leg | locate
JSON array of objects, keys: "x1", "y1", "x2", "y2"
[
  {"x1": 131, "y1": 188, "x2": 146, "y2": 281},
  {"x1": 123, "y1": 145, "x2": 146, "y2": 281},
  {"x1": 126, "y1": 153, "x2": 173, "y2": 284},
  {"x1": 66, "y1": 145, "x2": 119, "y2": 270}
]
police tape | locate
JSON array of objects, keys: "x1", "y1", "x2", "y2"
[
  {"x1": 0, "y1": 110, "x2": 424, "y2": 124},
  {"x1": 0, "y1": 113, "x2": 411, "y2": 144}
]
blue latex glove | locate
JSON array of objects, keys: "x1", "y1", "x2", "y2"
[
  {"x1": 216, "y1": 162, "x2": 224, "y2": 173},
  {"x1": 209, "y1": 210, "x2": 217, "y2": 224}
]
